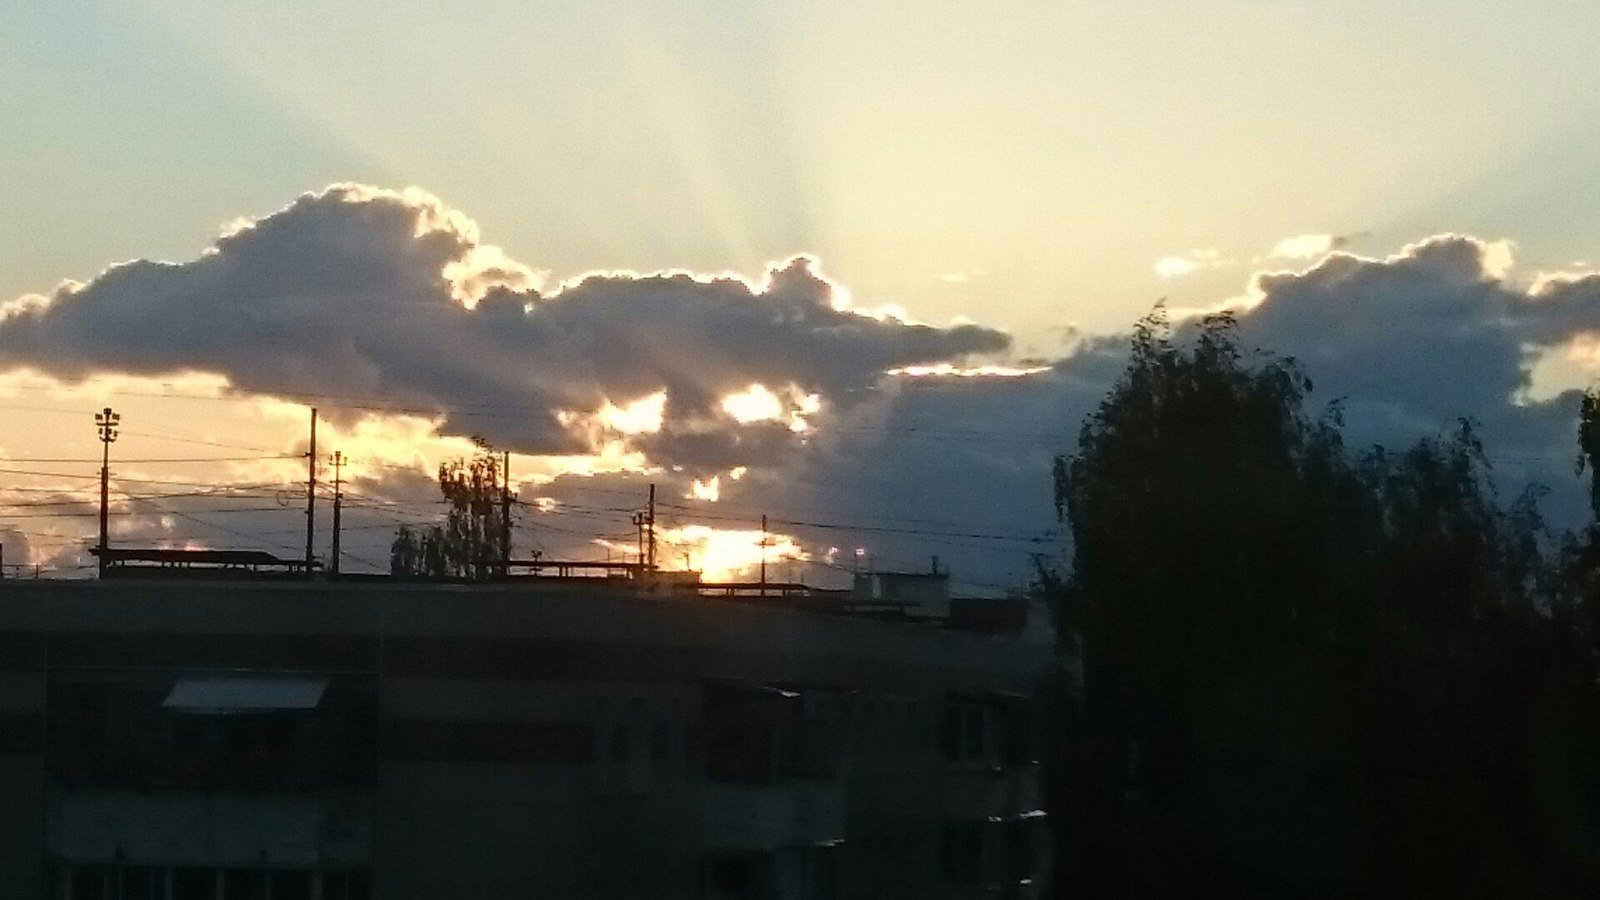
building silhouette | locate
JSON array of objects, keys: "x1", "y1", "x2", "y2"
[{"x1": 0, "y1": 562, "x2": 1052, "y2": 900}]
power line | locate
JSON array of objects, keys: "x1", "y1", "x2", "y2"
[{"x1": 0, "y1": 455, "x2": 290, "y2": 464}]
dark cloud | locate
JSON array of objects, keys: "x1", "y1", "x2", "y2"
[
  {"x1": 702, "y1": 236, "x2": 1600, "y2": 588},
  {"x1": 8, "y1": 187, "x2": 1600, "y2": 589},
  {"x1": 0, "y1": 184, "x2": 1007, "y2": 460}
]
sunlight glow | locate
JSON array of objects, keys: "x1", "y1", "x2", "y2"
[
  {"x1": 720, "y1": 384, "x2": 784, "y2": 423},
  {"x1": 597, "y1": 391, "x2": 667, "y2": 435},
  {"x1": 689, "y1": 476, "x2": 720, "y2": 502},
  {"x1": 720, "y1": 383, "x2": 822, "y2": 432},
  {"x1": 442, "y1": 244, "x2": 545, "y2": 306},
  {"x1": 657, "y1": 524, "x2": 804, "y2": 582},
  {"x1": 1269, "y1": 234, "x2": 1339, "y2": 260},
  {"x1": 886, "y1": 363, "x2": 1050, "y2": 378}
]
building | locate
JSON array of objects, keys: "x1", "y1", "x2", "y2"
[{"x1": 0, "y1": 568, "x2": 1054, "y2": 900}]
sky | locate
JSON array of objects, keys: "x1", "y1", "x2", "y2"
[{"x1": 4, "y1": 2, "x2": 1600, "y2": 587}]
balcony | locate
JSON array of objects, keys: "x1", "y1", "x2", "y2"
[
  {"x1": 46, "y1": 787, "x2": 372, "y2": 868},
  {"x1": 698, "y1": 780, "x2": 846, "y2": 852}
]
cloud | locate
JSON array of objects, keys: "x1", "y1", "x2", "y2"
[
  {"x1": 0, "y1": 184, "x2": 1008, "y2": 466},
  {"x1": 9, "y1": 183, "x2": 1600, "y2": 590},
  {"x1": 718, "y1": 233, "x2": 1600, "y2": 588},
  {"x1": 1205, "y1": 234, "x2": 1596, "y2": 519},
  {"x1": 1265, "y1": 231, "x2": 1372, "y2": 261},
  {"x1": 1268, "y1": 233, "x2": 1342, "y2": 260},
  {"x1": 1155, "y1": 248, "x2": 1231, "y2": 279}
]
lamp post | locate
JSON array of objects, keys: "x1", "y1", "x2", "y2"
[{"x1": 95, "y1": 407, "x2": 119, "y2": 578}]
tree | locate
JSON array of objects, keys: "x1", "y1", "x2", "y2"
[
  {"x1": 1050, "y1": 309, "x2": 1373, "y2": 897},
  {"x1": 1046, "y1": 309, "x2": 1600, "y2": 898},
  {"x1": 391, "y1": 438, "x2": 508, "y2": 579},
  {"x1": 390, "y1": 524, "x2": 448, "y2": 578}
]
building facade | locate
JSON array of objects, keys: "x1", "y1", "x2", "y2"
[{"x1": 0, "y1": 577, "x2": 1053, "y2": 900}]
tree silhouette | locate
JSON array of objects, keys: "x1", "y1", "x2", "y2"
[
  {"x1": 391, "y1": 437, "x2": 507, "y2": 579},
  {"x1": 1046, "y1": 310, "x2": 1600, "y2": 899}
]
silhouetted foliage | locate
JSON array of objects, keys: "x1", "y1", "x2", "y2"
[
  {"x1": 389, "y1": 524, "x2": 447, "y2": 578},
  {"x1": 391, "y1": 438, "x2": 507, "y2": 579},
  {"x1": 1044, "y1": 310, "x2": 1600, "y2": 899}
]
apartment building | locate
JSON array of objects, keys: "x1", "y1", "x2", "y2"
[{"x1": 0, "y1": 572, "x2": 1053, "y2": 900}]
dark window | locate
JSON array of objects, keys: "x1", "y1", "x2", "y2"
[
  {"x1": 610, "y1": 724, "x2": 630, "y2": 762},
  {"x1": 224, "y1": 868, "x2": 267, "y2": 900},
  {"x1": 274, "y1": 870, "x2": 312, "y2": 900},
  {"x1": 71, "y1": 866, "x2": 109, "y2": 900},
  {"x1": 940, "y1": 821, "x2": 984, "y2": 884},
  {"x1": 1005, "y1": 820, "x2": 1036, "y2": 883},
  {"x1": 703, "y1": 856, "x2": 762, "y2": 899},
  {"x1": 963, "y1": 707, "x2": 985, "y2": 760},
  {"x1": 650, "y1": 721, "x2": 671, "y2": 762},
  {"x1": 123, "y1": 866, "x2": 162, "y2": 900},
  {"x1": 321, "y1": 870, "x2": 372, "y2": 900},
  {"x1": 171, "y1": 868, "x2": 214, "y2": 900},
  {"x1": 705, "y1": 683, "x2": 838, "y2": 783},
  {"x1": 939, "y1": 706, "x2": 962, "y2": 760},
  {"x1": 811, "y1": 845, "x2": 840, "y2": 898},
  {"x1": 380, "y1": 720, "x2": 593, "y2": 764},
  {"x1": 1000, "y1": 703, "x2": 1035, "y2": 765}
]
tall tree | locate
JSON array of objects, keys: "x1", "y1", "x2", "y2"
[
  {"x1": 391, "y1": 438, "x2": 507, "y2": 579},
  {"x1": 1047, "y1": 310, "x2": 1600, "y2": 898},
  {"x1": 1051, "y1": 309, "x2": 1372, "y2": 897}
]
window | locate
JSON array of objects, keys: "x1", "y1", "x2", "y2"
[
  {"x1": 70, "y1": 866, "x2": 110, "y2": 900},
  {"x1": 1004, "y1": 819, "x2": 1037, "y2": 884},
  {"x1": 171, "y1": 868, "x2": 214, "y2": 900},
  {"x1": 702, "y1": 855, "x2": 763, "y2": 900},
  {"x1": 223, "y1": 869, "x2": 267, "y2": 900},
  {"x1": 963, "y1": 707, "x2": 984, "y2": 760},
  {"x1": 940, "y1": 701, "x2": 989, "y2": 763},
  {"x1": 610, "y1": 724, "x2": 630, "y2": 763},
  {"x1": 940, "y1": 821, "x2": 985, "y2": 884},
  {"x1": 272, "y1": 871, "x2": 312, "y2": 900},
  {"x1": 650, "y1": 720, "x2": 671, "y2": 762},
  {"x1": 321, "y1": 871, "x2": 373, "y2": 900},
  {"x1": 121, "y1": 867, "x2": 162, "y2": 900}
]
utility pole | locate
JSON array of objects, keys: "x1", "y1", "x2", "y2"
[
  {"x1": 646, "y1": 483, "x2": 657, "y2": 572},
  {"x1": 500, "y1": 450, "x2": 512, "y2": 577},
  {"x1": 760, "y1": 515, "x2": 769, "y2": 596},
  {"x1": 632, "y1": 511, "x2": 646, "y2": 573},
  {"x1": 329, "y1": 451, "x2": 344, "y2": 576},
  {"x1": 304, "y1": 407, "x2": 317, "y2": 576},
  {"x1": 95, "y1": 407, "x2": 119, "y2": 578}
]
